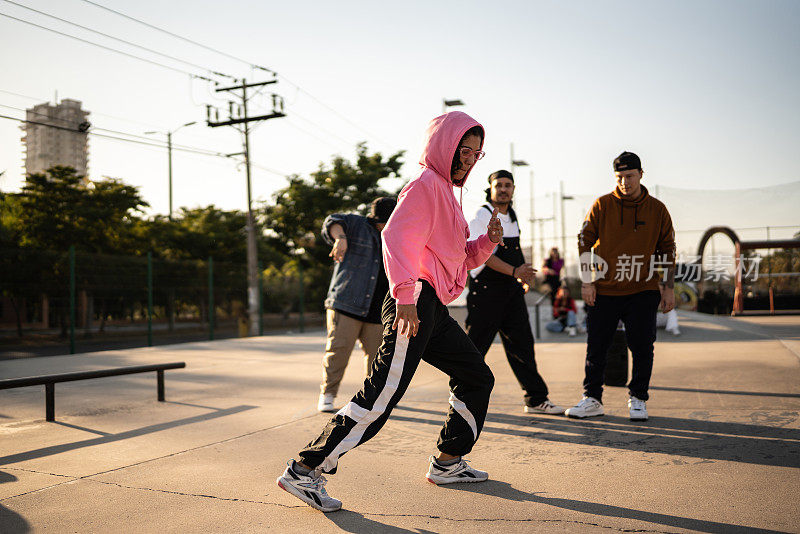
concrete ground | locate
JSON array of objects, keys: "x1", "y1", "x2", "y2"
[{"x1": 1, "y1": 310, "x2": 798, "y2": 533}]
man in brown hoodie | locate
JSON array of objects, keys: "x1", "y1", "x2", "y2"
[{"x1": 565, "y1": 151, "x2": 675, "y2": 421}]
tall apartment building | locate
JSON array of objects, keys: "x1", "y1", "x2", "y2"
[{"x1": 21, "y1": 98, "x2": 90, "y2": 177}]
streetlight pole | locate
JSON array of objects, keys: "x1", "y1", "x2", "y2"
[
  {"x1": 167, "y1": 131, "x2": 173, "y2": 219},
  {"x1": 528, "y1": 169, "x2": 535, "y2": 265},
  {"x1": 509, "y1": 142, "x2": 530, "y2": 260},
  {"x1": 145, "y1": 121, "x2": 196, "y2": 220},
  {"x1": 560, "y1": 180, "x2": 574, "y2": 273},
  {"x1": 442, "y1": 98, "x2": 464, "y2": 114}
]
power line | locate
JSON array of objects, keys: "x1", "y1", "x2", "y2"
[
  {"x1": 78, "y1": 0, "x2": 274, "y2": 74},
  {"x1": 284, "y1": 118, "x2": 349, "y2": 152},
  {"x1": 74, "y1": 0, "x2": 393, "y2": 150},
  {"x1": 0, "y1": 112, "x2": 290, "y2": 177},
  {"x1": 0, "y1": 11, "x2": 213, "y2": 81},
  {"x1": 289, "y1": 111, "x2": 360, "y2": 149},
  {"x1": 280, "y1": 75, "x2": 394, "y2": 150},
  {"x1": 0, "y1": 87, "x2": 226, "y2": 144},
  {"x1": 1, "y1": 0, "x2": 232, "y2": 80},
  {"x1": 0, "y1": 102, "x2": 218, "y2": 154}
]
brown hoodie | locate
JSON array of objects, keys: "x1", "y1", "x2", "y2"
[{"x1": 578, "y1": 185, "x2": 675, "y2": 296}]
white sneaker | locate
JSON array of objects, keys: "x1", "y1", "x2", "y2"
[
  {"x1": 276, "y1": 460, "x2": 342, "y2": 512},
  {"x1": 628, "y1": 396, "x2": 648, "y2": 421},
  {"x1": 425, "y1": 456, "x2": 488, "y2": 485},
  {"x1": 568, "y1": 326, "x2": 577, "y2": 336},
  {"x1": 524, "y1": 399, "x2": 566, "y2": 415},
  {"x1": 317, "y1": 393, "x2": 336, "y2": 412},
  {"x1": 667, "y1": 326, "x2": 681, "y2": 336},
  {"x1": 565, "y1": 396, "x2": 604, "y2": 418}
]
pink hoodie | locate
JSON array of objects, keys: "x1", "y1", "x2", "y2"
[{"x1": 382, "y1": 111, "x2": 496, "y2": 306}]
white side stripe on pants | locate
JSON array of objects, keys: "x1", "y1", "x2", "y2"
[
  {"x1": 448, "y1": 391, "x2": 478, "y2": 440},
  {"x1": 320, "y1": 282, "x2": 423, "y2": 473}
]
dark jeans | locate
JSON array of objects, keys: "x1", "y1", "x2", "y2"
[{"x1": 584, "y1": 290, "x2": 661, "y2": 402}]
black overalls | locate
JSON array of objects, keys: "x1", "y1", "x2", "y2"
[{"x1": 465, "y1": 205, "x2": 550, "y2": 408}]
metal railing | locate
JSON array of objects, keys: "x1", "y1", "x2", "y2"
[{"x1": 0, "y1": 362, "x2": 186, "y2": 421}]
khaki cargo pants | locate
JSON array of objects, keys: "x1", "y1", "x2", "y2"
[{"x1": 321, "y1": 309, "x2": 383, "y2": 396}]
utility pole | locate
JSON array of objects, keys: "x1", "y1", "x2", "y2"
[
  {"x1": 560, "y1": 180, "x2": 574, "y2": 273},
  {"x1": 207, "y1": 77, "x2": 286, "y2": 336}
]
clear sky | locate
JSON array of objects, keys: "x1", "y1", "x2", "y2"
[{"x1": 1, "y1": 0, "x2": 798, "y2": 267}]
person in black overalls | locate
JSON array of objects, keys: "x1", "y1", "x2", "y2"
[{"x1": 465, "y1": 170, "x2": 565, "y2": 415}]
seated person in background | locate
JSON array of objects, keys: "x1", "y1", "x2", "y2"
[{"x1": 546, "y1": 286, "x2": 578, "y2": 336}]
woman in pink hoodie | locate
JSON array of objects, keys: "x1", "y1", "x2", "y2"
[{"x1": 277, "y1": 111, "x2": 503, "y2": 512}]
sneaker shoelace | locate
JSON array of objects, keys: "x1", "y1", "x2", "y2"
[{"x1": 309, "y1": 474, "x2": 329, "y2": 495}]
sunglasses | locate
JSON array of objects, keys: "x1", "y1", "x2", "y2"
[{"x1": 458, "y1": 146, "x2": 486, "y2": 160}]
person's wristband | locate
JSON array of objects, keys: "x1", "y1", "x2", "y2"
[{"x1": 512, "y1": 266, "x2": 518, "y2": 278}]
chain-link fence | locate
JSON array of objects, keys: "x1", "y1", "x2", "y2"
[{"x1": 0, "y1": 247, "x2": 322, "y2": 358}]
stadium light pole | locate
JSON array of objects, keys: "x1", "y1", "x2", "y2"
[{"x1": 145, "y1": 121, "x2": 197, "y2": 220}]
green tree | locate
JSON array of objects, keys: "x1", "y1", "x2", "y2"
[
  {"x1": 261, "y1": 143, "x2": 404, "y2": 311},
  {"x1": 12, "y1": 166, "x2": 149, "y2": 253},
  {"x1": 7, "y1": 166, "x2": 149, "y2": 335}
]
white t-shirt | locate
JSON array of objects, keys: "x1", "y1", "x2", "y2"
[{"x1": 468, "y1": 205, "x2": 520, "y2": 278}]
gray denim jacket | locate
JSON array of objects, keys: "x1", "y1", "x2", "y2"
[{"x1": 322, "y1": 213, "x2": 383, "y2": 316}]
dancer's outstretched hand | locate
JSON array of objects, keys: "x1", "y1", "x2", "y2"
[
  {"x1": 393, "y1": 304, "x2": 420, "y2": 338},
  {"x1": 329, "y1": 237, "x2": 347, "y2": 262},
  {"x1": 487, "y1": 208, "x2": 504, "y2": 245}
]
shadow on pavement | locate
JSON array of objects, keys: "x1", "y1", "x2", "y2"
[
  {"x1": 0, "y1": 405, "x2": 256, "y2": 466},
  {"x1": 649, "y1": 386, "x2": 800, "y2": 398},
  {"x1": 444, "y1": 480, "x2": 789, "y2": 534},
  {"x1": 392, "y1": 405, "x2": 800, "y2": 468},
  {"x1": 325, "y1": 509, "x2": 437, "y2": 534},
  {"x1": 54, "y1": 421, "x2": 111, "y2": 436},
  {"x1": 0, "y1": 471, "x2": 31, "y2": 533}
]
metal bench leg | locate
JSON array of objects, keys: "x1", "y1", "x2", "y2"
[
  {"x1": 157, "y1": 370, "x2": 165, "y2": 401},
  {"x1": 46, "y1": 383, "x2": 55, "y2": 422}
]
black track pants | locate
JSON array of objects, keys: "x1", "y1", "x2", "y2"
[
  {"x1": 298, "y1": 280, "x2": 495, "y2": 474},
  {"x1": 466, "y1": 285, "x2": 549, "y2": 407},
  {"x1": 584, "y1": 290, "x2": 661, "y2": 402}
]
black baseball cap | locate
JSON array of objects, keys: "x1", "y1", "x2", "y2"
[
  {"x1": 488, "y1": 169, "x2": 514, "y2": 183},
  {"x1": 613, "y1": 151, "x2": 642, "y2": 172}
]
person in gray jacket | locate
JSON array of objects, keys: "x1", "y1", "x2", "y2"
[{"x1": 317, "y1": 197, "x2": 397, "y2": 412}]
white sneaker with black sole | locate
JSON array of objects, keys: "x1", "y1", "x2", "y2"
[
  {"x1": 276, "y1": 460, "x2": 342, "y2": 512},
  {"x1": 565, "y1": 396, "x2": 604, "y2": 418},
  {"x1": 628, "y1": 396, "x2": 648, "y2": 421},
  {"x1": 524, "y1": 399, "x2": 566, "y2": 415},
  {"x1": 425, "y1": 456, "x2": 488, "y2": 485}
]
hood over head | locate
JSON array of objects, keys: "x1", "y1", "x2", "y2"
[{"x1": 419, "y1": 111, "x2": 484, "y2": 188}]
